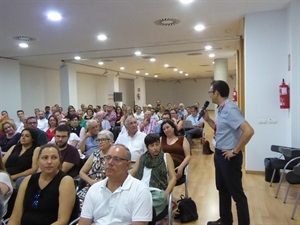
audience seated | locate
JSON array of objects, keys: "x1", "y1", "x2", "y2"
[
  {"x1": 84, "y1": 108, "x2": 94, "y2": 121},
  {"x1": 15, "y1": 110, "x2": 25, "y2": 133},
  {"x1": 78, "y1": 130, "x2": 114, "y2": 202},
  {"x1": 139, "y1": 111, "x2": 157, "y2": 134},
  {"x1": 25, "y1": 117, "x2": 48, "y2": 147},
  {"x1": 69, "y1": 115, "x2": 86, "y2": 141},
  {"x1": 7, "y1": 144, "x2": 78, "y2": 225},
  {"x1": 37, "y1": 111, "x2": 48, "y2": 132},
  {"x1": 78, "y1": 144, "x2": 152, "y2": 225},
  {"x1": 160, "y1": 120, "x2": 191, "y2": 181},
  {"x1": 78, "y1": 120, "x2": 100, "y2": 158},
  {"x1": 134, "y1": 106, "x2": 144, "y2": 124},
  {"x1": 3, "y1": 128, "x2": 39, "y2": 187},
  {"x1": 0, "y1": 153, "x2": 14, "y2": 219},
  {"x1": 170, "y1": 109, "x2": 184, "y2": 136},
  {"x1": 131, "y1": 134, "x2": 176, "y2": 225},
  {"x1": 185, "y1": 105, "x2": 204, "y2": 146},
  {"x1": 115, "y1": 106, "x2": 123, "y2": 126},
  {"x1": 153, "y1": 112, "x2": 171, "y2": 135},
  {"x1": 52, "y1": 125, "x2": 80, "y2": 178},
  {"x1": 0, "y1": 120, "x2": 21, "y2": 153},
  {"x1": 45, "y1": 115, "x2": 58, "y2": 142},
  {"x1": 115, "y1": 116, "x2": 147, "y2": 163},
  {"x1": 104, "y1": 104, "x2": 117, "y2": 127}
]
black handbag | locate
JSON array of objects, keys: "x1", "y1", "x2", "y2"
[{"x1": 175, "y1": 195, "x2": 198, "y2": 223}]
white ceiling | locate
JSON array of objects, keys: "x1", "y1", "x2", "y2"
[{"x1": 0, "y1": 0, "x2": 292, "y2": 81}]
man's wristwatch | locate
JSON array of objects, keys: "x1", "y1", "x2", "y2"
[{"x1": 232, "y1": 150, "x2": 238, "y2": 155}]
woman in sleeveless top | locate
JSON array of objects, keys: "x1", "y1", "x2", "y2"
[
  {"x1": 3, "y1": 128, "x2": 39, "y2": 182},
  {"x1": 131, "y1": 133, "x2": 176, "y2": 224},
  {"x1": 8, "y1": 144, "x2": 78, "y2": 225},
  {"x1": 160, "y1": 120, "x2": 191, "y2": 180}
]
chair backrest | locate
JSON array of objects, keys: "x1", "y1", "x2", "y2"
[
  {"x1": 271, "y1": 145, "x2": 288, "y2": 153},
  {"x1": 294, "y1": 165, "x2": 300, "y2": 175}
]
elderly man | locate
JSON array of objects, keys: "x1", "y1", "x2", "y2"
[
  {"x1": 139, "y1": 110, "x2": 157, "y2": 134},
  {"x1": 78, "y1": 119, "x2": 100, "y2": 158},
  {"x1": 115, "y1": 116, "x2": 147, "y2": 163},
  {"x1": 177, "y1": 103, "x2": 188, "y2": 120},
  {"x1": 78, "y1": 144, "x2": 152, "y2": 225},
  {"x1": 185, "y1": 105, "x2": 204, "y2": 146}
]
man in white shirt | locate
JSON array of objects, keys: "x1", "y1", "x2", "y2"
[
  {"x1": 185, "y1": 105, "x2": 204, "y2": 146},
  {"x1": 115, "y1": 116, "x2": 147, "y2": 162},
  {"x1": 15, "y1": 110, "x2": 25, "y2": 132},
  {"x1": 37, "y1": 111, "x2": 48, "y2": 131},
  {"x1": 79, "y1": 144, "x2": 152, "y2": 225}
]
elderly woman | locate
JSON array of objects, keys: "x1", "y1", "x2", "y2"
[
  {"x1": 131, "y1": 133, "x2": 176, "y2": 224},
  {"x1": 3, "y1": 128, "x2": 39, "y2": 185},
  {"x1": 7, "y1": 144, "x2": 78, "y2": 225},
  {"x1": 160, "y1": 120, "x2": 190, "y2": 180},
  {"x1": 0, "y1": 120, "x2": 21, "y2": 152},
  {"x1": 78, "y1": 130, "x2": 114, "y2": 202}
]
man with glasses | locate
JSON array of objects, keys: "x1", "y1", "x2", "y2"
[
  {"x1": 115, "y1": 116, "x2": 147, "y2": 163},
  {"x1": 79, "y1": 144, "x2": 152, "y2": 225},
  {"x1": 54, "y1": 124, "x2": 80, "y2": 178},
  {"x1": 204, "y1": 80, "x2": 254, "y2": 225},
  {"x1": 78, "y1": 120, "x2": 100, "y2": 158},
  {"x1": 25, "y1": 116, "x2": 48, "y2": 146}
]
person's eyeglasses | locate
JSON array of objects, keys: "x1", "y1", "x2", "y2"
[
  {"x1": 32, "y1": 190, "x2": 41, "y2": 208},
  {"x1": 95, "y1": 138, "x2": 110, "y2": 143},
  {"x1": 104, "y1": 155, "x2": 128, "y2": 163}
]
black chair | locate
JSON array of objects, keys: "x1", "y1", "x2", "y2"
[
  {"x1": 283, "y1": 165, "x2": 300, "y2": 219},
  {"x1": 269, "y1": 145, "x2": 300, "y2": 187}
]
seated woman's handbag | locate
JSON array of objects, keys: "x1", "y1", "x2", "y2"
[{"x1": 175, "y1": 195, "x2": 198, "y2": 223}]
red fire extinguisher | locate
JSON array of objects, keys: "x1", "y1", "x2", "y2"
[
  {"x1": 279, "y1": 79, "x2": 290, "y2": 109},
  {"x1": 232, "y1": 88, "x2": 237, "y2": 102}
]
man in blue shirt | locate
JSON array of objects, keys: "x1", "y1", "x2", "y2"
[{"x1": 185, "y1": 106, "x2": 204, "y2": 146}]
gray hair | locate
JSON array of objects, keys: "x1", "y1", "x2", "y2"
[
  {"x1": 87, "y1": 119, "x2": 98, "y2": 127},
  {"x1": 112, "y1": 144, "x2": 131, "y2": 161},
  {"x1": 98, "y1": 130, "x2": 114, "y2": 141},
  {"x1": 124, "y1": 115, "x2": 136, "y2": 126}
]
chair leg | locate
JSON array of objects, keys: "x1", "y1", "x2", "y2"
[
  {"x1": 168, "y1": 193, "x2": 173, "y2": 225},
  {"x1": 284, "y1": 184, "x2": 291, "y2": 203},
  {"x1": 291, "y1": 187, "x2": 300, "y2": 219},
  {"x1": 270, "y1": 169, "x2": 276, "y2": 187},
  {"x1": 275, "y1": 169, "x2": 285, "y2": 198}
]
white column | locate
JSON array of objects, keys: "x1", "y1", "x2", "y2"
[
  {"x1": 106, "y1": 72, "x2": 119, "y2": 105},
  {"x1": 214, "y1": 58, "x2": 228, "y2": 82},
  {"x1": 134, "y1": 77, "x2": 146, "y2": 107},
  {"x1": 59, "y1": 63, "x2": 78, "y2": 109}
]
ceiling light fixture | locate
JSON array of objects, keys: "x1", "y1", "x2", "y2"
[
  {"x1": 145, "y1": 73, "x2": 149, "y2": 76},
  {"x1": 19, "y1": 43, "x2": 29, "y2": 48},
  {"x1": 98, "y1": 61, "x2": 104, "y2": 65},
  {"x1": 120, "y1": 67, "x2": 125, "y2": 70},
  {"x1": 135, "y1": 51, "x2": 142, "y2": 56},
  {"x1": 150, "y1": 57, "x2": 156, "y2": 62},
  {"x1": 179, "y1": 71, "x2": 183, "y2": 74},
  {"x1": 194, "y1": 24, "x2": 205, "y2": 31},
  {"x1": 136, "y1": 70, "x2": 140, "y2": 74},
  {"x1": 47, "y1": 11, "x2": 62, "y2": 21},
  {"x1": 97, "y1": 34, "x2": 107, "y2": 41},
  {"x1": 74, "y1": 56, "x2": 81, "y2": 60},
  {"x1": 185, "y1": 73, "x2": 189, "y2": 76},
  {"x1": 164, "y1": 64, "x2": 169, "y2": 68},
  {"x1": 180, "y1": 0, "x2": 193, "y2": 4},
  {"x1": 154, "y1": 75, "x2": 158, "y2": 78},
  {"x1": 205, "y1": 45, "x2": 212, "y2": 50},
  {"x1": 174, "y1": 68, "x2": 178, "y2": 72},
  {"x1": 209, "y1": 53, "x2": 215, "y2": 58}
]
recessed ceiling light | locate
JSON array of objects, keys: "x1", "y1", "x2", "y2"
[
  {"x1": 164, "y1": 64, "x2": 169, "y2": 68},
  {"x1": 98, "y1": 61, "x2": 104, "y2": 65},
  {"x1": 120, "y1": 67, "x2": 125, "y2": 70},
  {"x1": 174, "y1": 68, "x2": 178, "y2": 72},
  {"x1": 136, "y1": 70, "x2": 140, "y2": 74},
  {"x1": 212, "y1": 61, "x2": 215, "y2": 64},
  {"x1": 145, "y1": 73, "x2": 149, "y2": 76},
  {"x1": 150, "y1": 57, "x2": 156, "y2": 62},
  {"x1": 209, "y1": 53, "x2": 215, "y2": 58},
  {"x1": 19, "y1": 43, "x2": 29, "y2": 48},
  {"x1": 97, "y1": 34, "x2": 107, "y2": 41},
  {"x1": 185, "y1": 73, "x2": 189, "y2": 76},
  {"x1": 180, "y1": 0, "x2": 193, "y2": 4},
  {"x1": 194, "y1": 24, "x2": 205, "y2": 31},
  {"x1": 179, "y1": 71, "x2": 183, "y2": 74},
  {"x1": 135, "y1": 51, "x2": 142, "y2": 56},
  {"x1": 47, "y1": 11, "x2": 62, "y2": 21},
  {"x1": 205, "y1": 45, "x2": 212, "y2": 50},
  {"x1": 154, "y1": 75, "x2": 158, "y2": 78},
  {"x1": 74, "y1": 56, "x2": 81, "y2": 60}
]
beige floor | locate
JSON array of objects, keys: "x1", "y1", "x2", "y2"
[{"x1": 171, "y1": 112, "x2": 300, "y2": 225}]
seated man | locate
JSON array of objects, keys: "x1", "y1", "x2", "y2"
[
  {"x1": 25, "y1": 116, "x2": 48, "y2": 146},
  {"x1": 78, "y1": 120, "x2": 100, "y2": 158},
  {"x1": 78, "y1": 144, "x2": 152, "y2": 225},
  {"x1": 139, "y1": 111, "x2": 157, "y2": 134},
  {"x1": 115, "y1": 116, "x2": 147, "y2": 163},
  {"x1": 54, "y1": 124, "x2": 80, "y2": 178},
  {"x1": 153, "y1": 112, "x2": 171, "y2": 135},
  {"x1": 185, "y1": 105, "x2": 204, "y2": 146}
]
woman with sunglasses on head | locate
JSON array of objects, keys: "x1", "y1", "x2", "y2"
[
  {"x1": 78, "y1": 130, "x2": 114, "y2": 202},
  {"x1": 8, "y1": 143, "x2": 78, "y2": 225}
]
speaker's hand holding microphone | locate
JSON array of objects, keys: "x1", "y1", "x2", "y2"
[{"x1": 198, "y1": 101, "x2": 210, "y2": 121}]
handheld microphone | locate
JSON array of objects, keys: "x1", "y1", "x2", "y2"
[{"x1": 198, "y1": 101, "x2": 210, "y2": 121}]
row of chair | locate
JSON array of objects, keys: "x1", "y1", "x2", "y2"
[{"x1": 269, "y1": 145, "x2": 300, "y2": 219}]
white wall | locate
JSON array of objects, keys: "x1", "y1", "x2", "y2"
[{"x1": 244, "y1": 4, "x2": 299, "y2": 171}]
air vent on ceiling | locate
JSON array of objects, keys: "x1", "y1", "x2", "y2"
[
  {"x1": 100, "y1": 59, "x2": 113, "y2": 62},
  {"x1": 154, "y1": 18, "x2": 180, "y2": 26},
  {"x1": 13, "y1": 35, "x2": 36, "y2": 42},
  {"x1": 200, "y1": 64, "x2": 210, "y2": 67},
  {"x1": 187, "y1": 52, "x2": 202, "y2": 56}
]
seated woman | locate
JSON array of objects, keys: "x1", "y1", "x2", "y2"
[
  {"x1": 0, "y1": 153, "x2": 14, "y2": 218},
  {"x1": 7, "y1": 144, "x2": 78, "y2": 225},
  {"x1": 170, "y1": 109, "x2": 184, "y2": 136},
  {"x1": 131, "y1": 133, "x2": 176, "y2": 224},
  {"x1": 78, "y1": 130, "x2": 114, "y2": 202},
  {"x1": 0, "y1": 120, "x2": 21, "y2": 153},
  {"x1": 45, "y1": 115, "x2": 58, "y2": 142},
  {"x1": 3, "y1": 128, "x2": 39, "y2": 186},
  {"x1": 160, "y1": 120, "x2": 191, "y2": 181}
]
